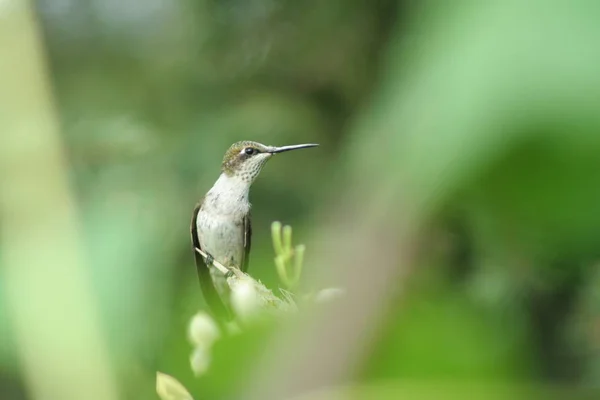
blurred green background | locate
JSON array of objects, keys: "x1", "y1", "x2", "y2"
[{"x1": 2, "y1": 1, "x2": 600, "y2": 399}]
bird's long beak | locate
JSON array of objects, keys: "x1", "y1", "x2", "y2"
[{"x1": 269, "y1": 143, "x2": 319, "y2": 154}]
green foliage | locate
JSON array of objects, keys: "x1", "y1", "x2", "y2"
[
  {"x1": 3, "y1": 1, "x2": 600, "y2": 399},
  {"x1": 271, "y1": 221, "x2": 305, "y2": 290}
]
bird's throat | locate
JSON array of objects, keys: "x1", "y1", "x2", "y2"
[{"x1": 204, "y1": 173, "x2": 251, "y2": 216}]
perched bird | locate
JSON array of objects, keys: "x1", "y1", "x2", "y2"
[{"x1": 190, "y1": 140, "x2": 318, "y2": 321}]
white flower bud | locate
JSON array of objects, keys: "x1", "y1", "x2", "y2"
[
  {"x1": 230, "y1": 279, "x2": 261, "y2": 322},
  {"x1": 188, "y1": 311, "x2": 220, "y2": 347},
  {"x1": 190, "y1": 346, "x2": 211, "y2": 376}
]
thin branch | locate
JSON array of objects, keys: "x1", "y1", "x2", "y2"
[{"x1": 194, "y1": 247, "x2": 231, "y2": 275}]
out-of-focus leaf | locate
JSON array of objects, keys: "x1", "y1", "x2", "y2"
[
  {"x1": 350, "y1": 2, "x2": 600, "y2": 257},
  {"x1": 362, "y1": 277, "x2": 531, "y2": 382},
  {"x1": 156, "y1": 372, "x2": 194, "y2": 400}
]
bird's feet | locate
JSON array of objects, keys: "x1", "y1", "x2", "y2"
[
  {"x1": 205, "y1": 253, "x2": 214, "y2": 267},
  {"x1": 225, "y1": 269, "x2": 235, "y2": 279},
  {"x1": 205, "y1": 252, "x2": 235, "y2": 277}
]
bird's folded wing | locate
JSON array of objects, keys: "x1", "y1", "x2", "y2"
[
  {"x1": 190, "y1": 200, "x2": 231, "y2": 321},
  {"x1": 242, "y1": 212, "x2": 252, "y2": 273}
]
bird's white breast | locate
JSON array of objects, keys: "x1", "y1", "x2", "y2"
[{"x1": 196, "y1": 173, "x2": 251, "y2": 270}]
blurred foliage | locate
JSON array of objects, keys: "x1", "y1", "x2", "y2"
[{"x1": 2, "y1": 0, "x2": 600, "y2": 399}]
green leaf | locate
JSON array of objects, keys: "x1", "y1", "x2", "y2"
[{"x1": 156, "y1": 372, "x2": 194, "y2": 400}]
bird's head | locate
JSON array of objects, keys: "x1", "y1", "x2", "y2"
[{"x1": 221, "y1": 141, "x2": 318, "y2": 183}]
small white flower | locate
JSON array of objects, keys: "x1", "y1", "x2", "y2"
[
  {"x1": 188, "y1": 311, "x2": 220, "y2": 347},
  {"x1": 190, "y1": 346, "x2": 211, "y2": 377},
  {"x1": 314, "y1": 287, "x2": 345, "y2": 303},
  {"x1": 230, "y1": 279, "x2": 261, "y2": 322}
]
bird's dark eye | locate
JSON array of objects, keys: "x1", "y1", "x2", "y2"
[{"x1": 244, "y1": 147, "x2": 256, "y2": 155}]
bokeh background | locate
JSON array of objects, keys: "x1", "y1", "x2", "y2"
[{"x1": 2, "y1": 1, "x2": 600, "y2": 399}]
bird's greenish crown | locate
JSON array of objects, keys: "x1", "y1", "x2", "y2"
[{"x1": 221, "y1": 141, "x2": 270, "y2": 178}]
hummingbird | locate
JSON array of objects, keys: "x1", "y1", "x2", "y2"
[{"x1": 190, "y1": 140, "x2": 318, "y2": 321}]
